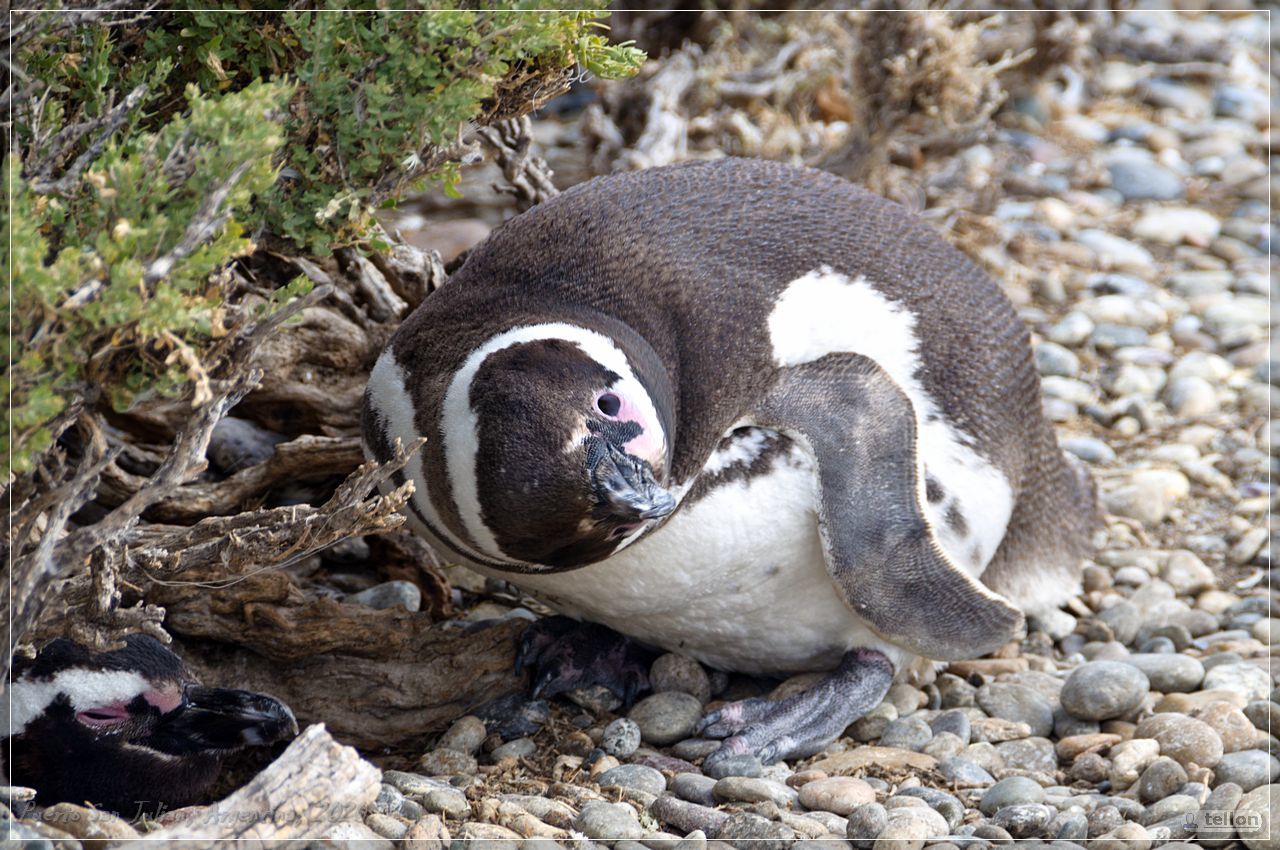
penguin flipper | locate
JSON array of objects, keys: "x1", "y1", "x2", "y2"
[{"x1": 756, "y1": 353, "x2": 1024, "y2": 661}]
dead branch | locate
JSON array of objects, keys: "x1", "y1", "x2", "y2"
[
  {"x1": 365, "y1": 228, "x2": 448, "y2": 310},
  {"x1": 143, "y1": 159, "x2": 255, "y2": 285},
  {"x1": 123, "y1": 724, "x2": 381, "y2": 845},
  {"x1": 476, "y1": 115, "x2": 560, "y2": 211},
  {"x1": 28, "y1": 84, "x2": 148, "y2": 195}
]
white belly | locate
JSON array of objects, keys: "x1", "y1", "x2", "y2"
[{"x1": 471, "y1": 445, "x2": 918, "y2": 675}]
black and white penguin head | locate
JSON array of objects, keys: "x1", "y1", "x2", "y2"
[
  {"x1": 5, "y1": 634, "x2": 297, "y2": 814},
  {"x1": 369, "y1": 323, "x2": 677, "y2": 571}
]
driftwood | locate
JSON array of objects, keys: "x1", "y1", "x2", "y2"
[{"x1": 125, "y1": 725, "x2": 381, "y2": 845}]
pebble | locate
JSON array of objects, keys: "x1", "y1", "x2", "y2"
[
  {"x1": 346, "y1": 580, "x2": 422, "y2": 612},
  {"x1": 207, "y1": 415, "x2": 285, "y2": 473},
  {"x1": 437, "y1": 716, "x2": 487, "y2": 754},
  {"x1": 416, "y1": 747, "x2": 478, "y2": 777},
  {"x1": 798, "y1": 776, "x2": 876, "y2": 815},
  {"x1": 575, "y1": 800, "x2": 646, "y2": 841},
  {"x1": 601, "y1": 718, "x2": 642, "y2": 757},
  {"x1": 649, "y1": 794, "x2": 729, "y2": 837},
  {"x1": 1135, "y1": 713, "x2": 1224, "y2": 768},
  {"x1": 846, "y1": 802, "x2": 889, "y2": 849},
  {"x1": 629, "y1": 692, "x2": 703, "y2": 746},
  {"x1": 1132, "y1": 207, "x2": 1221, "y2": 245},
  {"x1": 1121, "y1": 653, "x2": 1205, "y2": 692},
  {"x1": 1137, "y1": 756, "x2": 1189, "y2": 803},
  {"x1": 1161, "y1": 550, "x2": 1217, "y2": 595},
  {"x1": 1103, "y1": 470, "x2": 1189, "y2": 527},
  {"x1": 1062, "y1": 436, "x2": 1117, "y2": 464},
  {"x1": 598, "y1": 764, "x2": 667, "y2": 797},
  {"x1": 713, "y1": 776, "x2": 795, "y2": 807},
  {"x1": 991, "y1": 803, "x2": 1054, "y2": 838},
  {"x1": 1061, "y1": 661, "x2": 1150, "y2": 720},
  {"x1": 938, "y1": 757, "x2": 995, "y2": 788},
  {"x1": 650, "y1": 653, "x2": 713, "y2": 704},
  {"x1": 1078, "y1": 228, "x2": 1154, "y2": 268},
  {"x1": 704, "y1": 753, "x2": 763, "y2": 780},
  {"x1": 1107, "y1": 153, "x2": 1184, "y2": 201},
  {"x1": 977, "y1": 683, "x2": 1055, "y2": 738},
  {"x1": 1235, "y1": 783, "x2": 1277, "y2": 850},
  {"x1": 1212, "y1": 750, "x2": 1280, "y2": 792},
  {"x1": 1203, "y1": 662, "x2": 1272, "y2": 702},
  {"x1": 672, "y1": 773, "x2": 718, "y2": 806},
  {"x1": 720, "y1": 811, "x2": 795, "y2": 849},
  {"x1": 1197, "y1": 701, "x2": 1260, "y2": 752},
  {"x1": 979, "y1": 776, "x2": 1045, "y2": 815},
  {"x1": 874, "y1": 806, "x2": 948, "y2": 849},
  {"x1": 879, "y1": 716, "x2": 933, "y2": 751}
]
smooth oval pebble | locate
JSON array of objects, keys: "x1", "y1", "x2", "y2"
[
  {"x1": 601, "y1": 717, "x2": 641, "y2": 757},
  {"x1": 847, "y1": 801, "x2": 888, "y2": 849},
  {"x1": 980, "y1": 776, "x2": 1045, "y2": 815},
  {"x1": 1134, "y1": 713, "x2": 1224, "y2": 768},
  {"x1": 798, "y1": 776, "x2": 876, "y2": 815},
  {"x1": 1121, "y1": 653, "x2": 1205, "y2": 693},
  {"x1": 628, "y1": 692, "x2": 703, "y2": 746},
  {"x1": 1060, "y1": 661, "x2": 1150, "y2": 720},
  {"x1": 597, "y1": 763, "x2": 666, "y2": 797},
  {"x1": 1235, "y1": 783, "x2": 1276, "y2": 850}
]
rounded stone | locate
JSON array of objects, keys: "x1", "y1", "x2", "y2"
[
  {"x1": 489, "y1": 736, "x2": 536, "y2": 761},
  {"x1": 437, "y1": 715, "x2": 487, "y2": 754},
  {"x1": 879, "y1": 716, "x2": 933, "y2": 751},
  {"x1": 977, "y1": 683, "x2": 1055, "y2": 738},
  {"x1": 1122, "y1": 654, "x2": 1205, "y2": 693},
  {"x1": 671, "y1": 772, "x2": 718, "y2": 806},
  {"x1": 703, "y1": 754, "x2": 763, "y2": 780},
  {"x1": 1137, "y1": 756, "x2": 1188, "y2": 803},
  {"x1": 1203, "y1": 663, "x2": 1272, "y2": 702},
  {"x1": 1198, "y1": 701, "x2": 1262, "y2": 753},
  {"x1": 873, "y1": 807, "x2": 948, "y2": 850},
  {"x1": 847, "y1": 802, "x2": 889, "y2": 849},
  {"x1": 1165, "y1": 376, "x2": 1218, "y2": 417},
  {"x1": 416, "y1": 747, "x2": 478, "y2": 776},
  {"x1": 938, "y1": 757, "x2": 995, "y2": 788},
  {"x1": 979, "y1": 776, "x2": 1045, "y2": 816},
  {"x1": 1235, "y1": 784, "x2": 1278, "y2": 850},
  {"x1": 1213, "y1": 750, "x2": 1280, "y2": 792},
  {"x1": 629, "y1": 692, "x2": 703, "y2": 746},
  {"x1": 929, "y1": 709, "x2": 971, "y2": 743},
  {"x1": 650, "y1": 653, "x2": 713, "y2": 705},
  {"x1": 598, "y1": 763, "x2": 667, "y2": 797},
  {"x1": 601, "y1": 717, "x2": 642, "y2": 758},
  {"x1": 798, "y1": 776, "x2": 876, "y2": 815},
  {"x1": 992, "y1": 803, "x2": 1054, "y2": 838},
  {"x1": 1135, "y1": 713, "x2": 1224, "y2": 769},
  {"x1": 1108, "y1": 154, "x2": 1185, "y2": 201},
  {"x1": 575, "y1": 800, "x2": 645, "y2": 841},
  {"x1": 1061, "y1": 661, "x2": 1150, "y2": 721}
]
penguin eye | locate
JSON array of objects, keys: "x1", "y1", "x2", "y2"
[{"x1": 596, "y1": 392, "x2": 622, "y2": 418}]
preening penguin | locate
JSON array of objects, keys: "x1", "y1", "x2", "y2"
[
  {"x1": 364, "y1": 158, "x2": 1097, "y2": 765},
  {"x1": 4, "y1": 635, "x2": 297, "y2": 815}
]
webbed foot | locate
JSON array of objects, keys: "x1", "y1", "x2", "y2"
[
  {"x1": 515, "y1": 616, "x2": 652, "y2": 707},
  {"x1": 699, "y1": 648, "x2": 894, "y2": 768}
]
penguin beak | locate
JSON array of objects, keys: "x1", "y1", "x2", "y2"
[
  {"x1": 148, "y1": 686, "x2": 298, "y2": 754},
  {"x1": 590, "y1": 439, "x2": 676, "y2": 522}
]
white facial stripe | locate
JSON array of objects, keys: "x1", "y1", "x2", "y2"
[
  {"x1": 4, "y1": 669, "x2": 150, "y2": 736},
  {"x1": 442, "y1": 323, "x2": 666, "y2": 563},
  {"x1": 767, "y1": 268, "x2": 1013, "y2": 574},
  {"x1": 366, "y1": 351, "x2": 493, "y2": 564}
]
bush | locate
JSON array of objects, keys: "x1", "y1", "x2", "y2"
[{"x1": 4, "y1": 4, "x2": 643, "y2": 476}]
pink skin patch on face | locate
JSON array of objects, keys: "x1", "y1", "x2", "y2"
[
  {"x1": 76, "y1": 701, "x2": 130, "y2": 728},
  {"x1": 595, "y1": 390, "x2": 665, "y2": 471},
  {"x1": 143, "y1": 683, "x2": 184, "y2": 714}
]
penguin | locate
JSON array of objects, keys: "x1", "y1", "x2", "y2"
[
  {"x1": 363, "y1": 157, "x2": 1097, "y2": 766},
  {"x1": 4, "y1": 634, "x2": 297, "y2": 816}
]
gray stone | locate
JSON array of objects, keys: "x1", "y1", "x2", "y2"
[
  {"x1": 929, "y1": 709, "x2": 972, "y2": 744},
  {"x1": 1036, "y1": 342, "x2": 1081, "y2": 377},
  {"x1": 938, "y1": 757, "x2": 995, "y2": 788},
  {"x1": 1098, "y1": 601, "x2": 1142, "y2": 645},
  {"x1": 995, "y1": 737, "x2": 1057, "y2": 776},
  {"x1": 1165, "y1": 376, "x2": 1218, "y2": 418},
  {"x1": 1062, "y1": 436, "x2": 1117, "y2": 465},
  {"x1": 1203, "y1": 663, "x2": 1272, "y2": 702},
  {"x1": 1060, "y1": 661, "x2": 1150, "y2": 720},
  {"x1": 1138, "y1": 757, "x2": 1188, "y2": 804},
  {"x1": 720, "y1": 811, "x2": 795, "y2": 850},
  {"x1": 1133, "y1": 207, "x2": 1221, "y2": 245},
  {"x1": 345, "y1": 580, "x2": 422, "y2": 612},
  {"x1": 991, "y1": 804, "x2": 1054, "y2": 838},
  {"x1": 207, "y1": 416, "x2": 285, "y2": 473},
  {"x1": 1121, "y1": 653, "x2": 1205, "y2": 692},
  {"x1": 576, "y1": 800, "x2": 646, "y2": 841},
  {"x1": 651, "y1": 654, "x2": 713, "y2": 705},
  {"x1": 880, "y1": 716, "x2": 933, "y2": 751},
  {"x1": 599, "y1": 764, "x2": 668, "y2": 797},
  {"x1": 713, "y1": 776, "x2": 796, "y2": 808},
  {"x1": 1143, "y1": 794, "x2": 1200, "y2": 826},
  {"x1": 1135, "y1": 714, "x2": 1224, "y2": 769},
  {"x1": 847, "y1": 802, "x2": 888, "y2": 850},
  {"x1": 489, "y1": 736, "x2": 536, "y2": 761},
  {"x1": 629, "y1": 692, "x2": 703, "y2": 746},
  {"x1": 977, "y1": 683, "x2": 1055, "y2": 738},
  {"x1": 1108, "y1": 154, "x2": 1184, "y2": 201},
  {"x1": 671, "y1": 773, "x2": 717, "y2": 806},
  {"x1": 1213, "y1": 750, "x2": 1280, "y2": 792},
  {"x1": 1197, "y1": 782, "x2": 1244, "y2": 847},
  {"x1": 601, "y1": 718, "x2": 642, "y2": 758},
  {"x1": 980, "y1": 776, "x2": 1045, "y2": 816},
  {"x1": 1234, "y1": 783, "x2": 1277, "y2": 850}
]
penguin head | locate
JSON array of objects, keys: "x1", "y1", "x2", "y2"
[
  {"x1": 455, "y1": 330, "x2": 676, "y2": 569},
  {"x1": 5, "y1": 634, "x2": 297, "y2": 815}
]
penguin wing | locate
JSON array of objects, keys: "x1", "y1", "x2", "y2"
[{"x1": 754, "y1": 353, "x2": 1024, "y2": 661}]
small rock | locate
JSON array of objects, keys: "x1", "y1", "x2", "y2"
[
  {"x1": 1079, "y1": 228, "x2": 1155, "y2": 268},
  {"x1": 1107, "y1": 154, "x2": 1184, "y2": 201},
  {"x1": 650, "y1": 653, "x2": 712, "y2": 705},
  {"x1": 1133, "y1": 207, "x2": 1221, "y2": 246},
  {"x1": 1062, "y1": 436, "x2": 1117, "y2": 464},
  {"x1": 798, "y1": 776, "x2": 876, "y2": 815},
  {"x1": 847, "y1": 801, "x2": 889, "y2": 849},
  {"x1": 1135, "y1": 714, "x2": 1224, "y2": 769},
  {"x1": 629, "y1": 692, "x2": 703, "y2": 746},
  {"x1": 1061, "y1": 661, "x2": 1150, "y2": 720},
  {"x1": 1165, "y1": 376, "x2": 1218, "y2": 418},
  {"x1": 879, "y1": 716, "x2": 933, "y2": 751},
  {"x1": 575, "y1": 800, "x2": 646, "y2": 841},
  {"x1": 416, "y1": 747, "x2": 478, "y2": 776},
  {"x1": 980, "y1": 776, "x2": 1045, "y2": 815},
  {"x1": 1103, "y1": 471, "x2": 1190, "y2": 527},
  {"x1": 1162, "y1": 550, "x2": 1217, "y2": 595},
  {"x1": 437, "y1": 716, "x2": 487, "y2": 755},
  {"x1": 207, "y1": 416, "x2": 284, "y2": 473},
  {"x1": 938, "y1": 757, "x2": 995, "y2": 788},
  {"x1": 598, "y1": 763, "x2": 666, "y2": 798},
  {"x1": 601, "y1": 718, "x2": 642, "y2": 758},
  {"x1": 1198, "y1": 782, "x2": 1244, "y2": 847},
  {"x1": 1197, "y1": 701, "x2": 1262, "y2": 753},
  {"x1": 1235, "y1": 783, "x2": 1277, "y2": 850},
  {"x1": 1093, "y1": 821, "x2": 1151, "y2": 850},
  {"x1": 991, "y1": 803, "x2": 1054, "y2": 838},
  {"x1": 873, "y1": 807, "x2": 948, "y2": 850},
  {"x1": 41, "y1": 803, "x2": 139, "y2": 841},
  {"x1": 977, "y1": 683, "x2": 1055, "y2": 738},
  {"x1": 1138, "y1": 756, "x2": 1188, "y2": 803},
  {"x1": 1111, "y1": 738, "x2": 1162, "y2": 787},
  {"x1": 1203, "y1": 662, "x2": 1272, "y2": 702},
  {"x1": 650, "y1": 794, "x2": 729, "y2": 837},
  {"x1": 365, "y1": 812, "x2": 408, "y2": 839},
  {"x1": 1213, "y1": 750, "x2": 1280, "y2": 792},
  {"x1": 721, "y1": 811, "x2": 795, "y2": 850},
  {"x1": 1036, "y1": 341, "x2": 1081, "y2": 377},
  {"x1": 1122, "y1": 653, "x2": 1205, "y2": 692}
]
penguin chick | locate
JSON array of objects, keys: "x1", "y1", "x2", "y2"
[
  {"x1": 364, "y1": 158, "x2": 1097, "y2": 767},
  {"x1": 4, "y1": 634, "x2": 297, "y2": 816}
]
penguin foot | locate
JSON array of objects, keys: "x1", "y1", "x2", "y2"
[
  {"x1": 698, "y1": 648, "x2": 894, "y2": 767},
  {"x1": 515, "y1": 616, "x2": 652, "y2": 707}
]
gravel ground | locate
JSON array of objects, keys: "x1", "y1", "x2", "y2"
[{"x1": 10, "y1": 7, "x2": 1275, "y2": 850}]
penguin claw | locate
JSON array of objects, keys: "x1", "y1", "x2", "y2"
[
  {"x1": 698, "y1": 648, "x2": 895, "y2": 767},
  {"x1": 514, "y1": 616, "x2": 653, "y2": 710}
]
